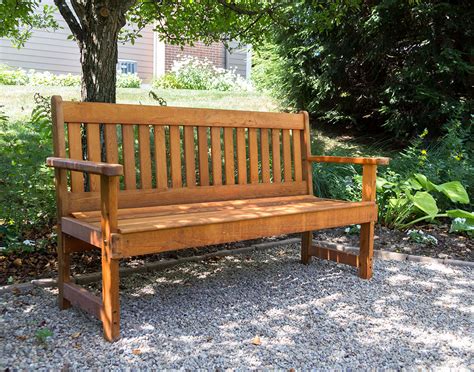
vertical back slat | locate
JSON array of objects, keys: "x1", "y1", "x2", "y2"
[
  {"x1": 87, "y1": 123, "x2": 101, "y2": 191},
  {"x1": 292, "y1": 130, "x2": 302, "y2": 181},
  {"x1": 138, "y1": 125, "x2": 152, "y2": 189},
  {"x1": 248, "y1": 128, "x2": 259, "y2": 184},
  {"x1": 223, "y1": 127, "x2": 235, "y2": 185},
  {"x1": 68, "y1": 123, "x2": 84, "y2": 192},
  {"x1": 211, "y1": 127, "x2": 222, "y2": 186},
  {"x1": 260, "y1": 129, "x2": 270, "y2": 183},
  {"x1": 122, "y1": 125, "x2": 136, "y2": 190},
  {"x1": 198, "y1": 127, "x2": 210, "y2": 186},
  {"x1": 154, "y1": 126, "x2": 168, "y2": 189},
  {"x1": 184, "y1": 126, "x2": 196, "y2": 187},
  {"x1": 169, "y1": 125, "x2": 182, "y2": 188},
  {"x1": 272, "y1": 129, "x2": 281, "y2": 183},
  {"x1": 104, "y1": 124, "x2": 119, "y2": 164},
  {"x1": 236, "y1": 127, "x2": 247, "y2": 185},
  {"x1": 282, "y1": 129, "x2": 292, "y2": 182}
]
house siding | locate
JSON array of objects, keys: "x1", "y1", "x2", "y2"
[
  {"x1": 225, "y1": 41, "x2": 251, "y2": 79},
  {"x1": 0, "y1": 0, "x2": 155, "y2": 82},
  {"x1": 165, "y1": 42, "x2": 225, "y2": 72}
]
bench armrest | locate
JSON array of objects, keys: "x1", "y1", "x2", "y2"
[
  {"x1": 307, "y1": 156, "x2": 390, "y2": 166},
  {"x1": 47, "y1": 157, "x2": 123, "y2": 176}
]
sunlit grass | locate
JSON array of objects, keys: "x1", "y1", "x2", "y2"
[{"x1": 0, "y1": 85, "x2": 278, "y2": 122}]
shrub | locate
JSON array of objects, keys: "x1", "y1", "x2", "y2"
[
  {"x1": 116, "y1": 73, "x2": 141, "y2": 88},
  {"x1": 153, "y1": 55, "x2": 252, "y2": 92},
  {"x1": 0, "y1": 95, "x2": 56, "y2": 250},
  {"x1": 0, "y1": 65, "x2": 141, "y2": 88},
  {"x1": 29, "y1": 71, "x2": 81, "y2": 86},
  {"x1": 0, "y1": 64, "x2": 28, "y2": 85},
  {"x1": 254, "y1": 1, "x2": 473, "y2": 139}
]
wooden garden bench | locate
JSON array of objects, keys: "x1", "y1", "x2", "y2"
[{"x1": 46, "y1": 96, "x2": 389, "y2": 342}]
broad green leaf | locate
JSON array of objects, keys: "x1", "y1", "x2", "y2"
[
  {"x1": 407, "y1": 177, "x2": 423, "y2": 190},
  {"x1": 412, "y1": 173, "x2": 436, "y2": 191},
  {"x1": 446, "y1": 209, "x2": 474, "y2": 221},
  {"x1": 436, "y1": 181, "x2": 470, "y2": 204},
  {"x1": 413, "y1": 191, "x2": 438, "y2": 216}
]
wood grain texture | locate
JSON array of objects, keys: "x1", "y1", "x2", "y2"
[
  {"x1": 223, "y1": 127, "x2": 235, "y2": 185},
  {"x1": 301, "y1": 112, "x2": 313, "y2": 195},
  {"x1": 67, "y1": 123, "x2": 84, "y2": 192},
  {"x1": 138, "y1": 125, "x2": 152, "y2": 189},
  {"x1": 184, "y1": 126, "x2": 196, "y2": 187},
  {"x1": 260, "y1": 129, "x2": 270, "y2": 183},
  {"x1": 292, "y1": 130, "x2": 302, "y2": 182},
  {"x1": 67, "y1": 181, "x2": 309, "y2": 212},
  {"x1": 100, "y1": 175, "x2": 120, "y2": 341},
  {"x1": 248, "y1": 128, "x2": 259, "y2": 184},
  {"x1": 104, "y1": 124, "x2": 119, "y2": 164},
  {"x1": 47, "y1": 157, "x2": 123, "y2": 176},
  {"x1": 121, "y1": 125, "x2": 136, "y2": 190},
  {"x1": 282, "y1": 129, "x2": 292, "y2": 182},
  {"x1": 153, "y1": 126, "x2": 168, "y2": 189},
  {"x1": 198, "y1": 127, "x2": 210, "y2": 186},
  {"x1": 308, "y1": 245, "x2": 359, "y2": 267},
  {"x1": 63, "y1": 101, "x2": 305, "y2": 129},
  {"x1": 272, "y1": 129, "x2": 281, "y2": 183},
  {"x1": 308, "y1": 156, "x2": 390, "y2": 165},
  {"x1": 236, "y1": 127, "x2": 247, "y2": 185},
  {"x1": 169, "y1": 125, "x2": 182, "y2": 188},
  {"x1": 86, "y1": 123, "x2": 101, "y2": 191},
  {"x1": 211, "y1": 127, "x2": 222, "y2": 185}
]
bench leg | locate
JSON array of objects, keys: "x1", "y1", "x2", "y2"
[
  {"x1": 58, "y1": 232, "x2": 71, "y2": 310},
  {"x1": 359, "y1": 222, "x2": 374, "y2": 279},
  {"x1": 101, "y1": 254, "x2": 120, "y2": 342},
  {"x1": 301, "y1": 231, "x2": 312, "y2": 264}
]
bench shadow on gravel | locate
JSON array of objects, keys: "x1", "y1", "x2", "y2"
[{"x1": 25, "y1": 245, "x2": 474, "y2": 368}]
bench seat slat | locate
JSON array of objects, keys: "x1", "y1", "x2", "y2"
[{"x1": 64, "y1": 196, "x2": 376, "y2": 234}]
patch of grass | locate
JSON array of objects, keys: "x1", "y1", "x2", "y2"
[{"x1": 0, "y1": 85, "x2": 277, "y2": 122}]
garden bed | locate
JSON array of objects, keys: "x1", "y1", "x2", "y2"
[{"x1": 1, "y1": 225, "x2": 471, "y2": 285}]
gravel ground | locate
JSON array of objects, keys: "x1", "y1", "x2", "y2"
[{"x1": 1, "y1": 243, "x2": 473, "y2": 369}]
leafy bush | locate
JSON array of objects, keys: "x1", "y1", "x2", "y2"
[
  {"x1": 255, "y1": 1, "x2": 473, "y2": 139},
  {"x1": 153, "y1": 55, "x2": 252, "y2": 92},
  {"x1": 0, "y1": 64, "x2": 28, "y2": 85},
  {"x1": 29, "y1": 71, "x2": 81, "y2": 86},
  {"x1": 0, "y1": 95, "x2": 55, "y2": 250},
  {"x1": 116, "y1": 73, "x2": 141, "y2": 88},
  {"x1": 0, "y1": 65, "x2": 141, "y2": 88}
]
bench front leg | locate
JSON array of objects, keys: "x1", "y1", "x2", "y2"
[
  {"x1": 100, "y1": 174, "x2": 120, "y2": 341},
  {"x1": 359, "y1": 164, "x2": 377, "y2": 279}
]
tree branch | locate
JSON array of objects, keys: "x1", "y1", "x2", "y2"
[
  {"x1": 216, "y1": 0, "x2": 265, "y2": 16},
  {"x1": 54, "y1": 0, "x2": 84, "y2": 42}
]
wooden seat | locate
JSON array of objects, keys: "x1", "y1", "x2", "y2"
[{"x1": 46, "y1": 96, "x2": 389, "y2": 342}]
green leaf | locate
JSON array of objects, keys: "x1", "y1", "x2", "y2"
[
  {"x1": 413, "y1": 191, "x2": 438, "y2": 216},
  {"x1": 412, "y1": 173, "x2": 436, "y2": 191},
  {"x1": 446, "y1": 209, "x2": 474, "y2": 221},
  {"x1": 436, "y1": 181, "x2": 470, "y2": 204}
]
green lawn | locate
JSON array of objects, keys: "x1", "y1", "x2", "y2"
[
  {"x1": 0, "y1": 85, "x2": 277, "y2": 122},
  {"x1": 1, "y1": 84, "x2": 385, "y2": 158}
]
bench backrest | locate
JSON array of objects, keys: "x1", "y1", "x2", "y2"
[{"x1": 51, "y1": 96, "x2": 313, "y2": 214}]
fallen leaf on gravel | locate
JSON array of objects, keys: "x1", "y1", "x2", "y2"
[
  {"x1": 71, "y1": 332, "x2": 81, "y2": 338},
  {"x1": 251, "y1": 336, "x2": 261, "y2": 345},
  {"x1": 13, "y1": 258, "x2": 22, "y2": 267},
  {"x1": 132, "y1": 349, "x2": 142, "y2": 355},
  {"x1": 16, "y1": 335, "x2": 28, "y2": 341}
]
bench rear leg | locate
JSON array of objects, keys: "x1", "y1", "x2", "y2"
[
  {"x1": 359, "y1": 222, "x2": 374, "y2": 279},
  {"x1": 102, "y1": 253, "x2": 120, "y2": 342},
  {"x1": 301, "y1": 231, "x2": 312, "y2": 264},
  {"x1": 58, "y1": 232, "x2": 71, "y2": 309}
]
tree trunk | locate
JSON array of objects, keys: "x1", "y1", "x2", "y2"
[{"x1": 76, "y1": 3, "x2": 127, "y2": 103}]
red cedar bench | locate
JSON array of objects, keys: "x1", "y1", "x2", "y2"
[{"x1": 46, "y1": 96, "x2": 389, "y2": 342}]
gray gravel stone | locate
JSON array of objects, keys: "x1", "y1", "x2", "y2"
[{"x1": 0, "y1": 243, "x2": 472, "y2": 369}]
